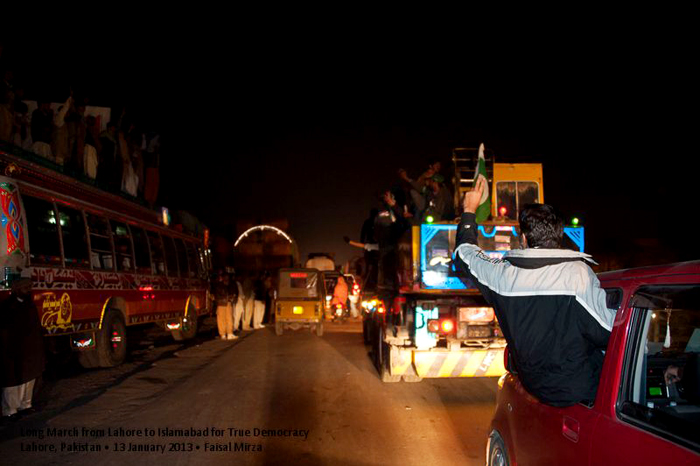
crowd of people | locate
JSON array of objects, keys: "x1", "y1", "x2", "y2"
[
  {"x1": 1, "y1": 63, "x2": 161, "y2": 207},
  {"x1": 348, "y1": 160, "x2": 454, "y2": 310},
  {"x1": 212, "y1": 268, "x2": 275, "y2": 340}
]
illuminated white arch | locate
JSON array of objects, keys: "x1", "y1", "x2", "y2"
[{"x1": 234, "y1": 225, "x2": 293, "y2": 247}]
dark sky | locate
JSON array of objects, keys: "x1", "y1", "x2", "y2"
[{"x1": 3, "y1": 36, "x2": 695, "y2": 268}]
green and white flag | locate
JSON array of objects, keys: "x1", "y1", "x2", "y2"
[{"x1": 474, "y1": 143, "x2": 491, "y2": 223}]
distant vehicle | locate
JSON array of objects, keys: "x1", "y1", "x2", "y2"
[
  {"x1": 488, "y1": 261, "x2": 700, "y2": 465},
  {"x1": 305, "y1": 253, "x2": 335, "y2": 272},
  {"x1": 0, "y1": 147, "x2": 212, "y2": 369},
  {"x1": 274, "y1": 268, "x2": 325, "y2": 336}
]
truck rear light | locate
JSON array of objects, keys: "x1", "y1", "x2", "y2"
[
  {"x1": 441, "y1": 319, "x2": 454, "y2": 333},
  {"x1": 427, "y1": 318, "x2": 456, "y2": 334},
  {"x1": 427, "y1": 319, "x2": 440, "y2": 333},
  {"x1": 459, "y1": 307, "x2": 495, "y2": 323},
  {"x1": 393, "y1": 296, "x2": 406, "y2": 314}
]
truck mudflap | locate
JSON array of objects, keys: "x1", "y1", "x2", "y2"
[{"x1": 390, "y1": 346, "x2": 506, "y2": 378}]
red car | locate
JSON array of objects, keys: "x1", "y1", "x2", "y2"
[{"x1": 488, "y1": 261, "x2": 700, "y2": 465}]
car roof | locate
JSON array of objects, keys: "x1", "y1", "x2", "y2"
[{"x1": 598, "y1": 260, "x2": 700, "y2": 282}]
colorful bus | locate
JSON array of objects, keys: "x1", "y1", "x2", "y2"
[{"x1": 0, "y1": 149, "x2": 212, "y2": 369}]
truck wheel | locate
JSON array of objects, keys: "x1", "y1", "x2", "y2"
[
  {"x1": 362, "y1": 316, "x2": 371, "y2": 345},
  {"x1": 316, "y1": 323, "x2": 324, "y2": 337},
  {"x1": 487, "y1": 432, "x2": 510, "y2": 466},
  {"x1": 377, "y1": 326, "x2": 400, "y2": 383},
  {"x1": 96, "y1": 310, "x2": 127, "y2": 368},
  {"x1": 275, "y1": 321, "x2": 283, "y2": 336},
  {"x1": 171, "y1": 304, "x2": 198, "y2": 341}
]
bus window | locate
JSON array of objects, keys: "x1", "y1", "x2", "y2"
[
  {"x1": 162, "y1": 235, "x2": 179, "y2": 277},
  {"x1": 185, "y1": 241, "x2": 201, "y2": 278},
  {"x1": 174, "y1": 238, "x2": 189, "y2": 278},
  {"x1": 111, "y1": 221, "x2": 135, "y2": 272},
  {"x1": 57, "y1": 205, "x2": 89, "y2": 268},
  {"x1": 146, "y1": 231, "x2": 166, "y2": 276},
  {"x1": 86, "y1": 213, "x2": 114, "y2": 270},
  {"x1": 130, "y1": 226, "x2": 152, "y2": 275},
  {"x1": 23, "y1": 195, "x2": 61, "y2": 266}
]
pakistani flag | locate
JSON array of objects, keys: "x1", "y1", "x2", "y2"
[{"x1": 474, "y1": 143, "x2": 491, "y2": 223}]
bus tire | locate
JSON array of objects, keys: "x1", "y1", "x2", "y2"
[
  {"x1": 172, "y1": 304, "x2": 198, "y2": 341},
  {"x1": 275, "y1": 321, "x2": 283, "y2": 336},
  {"x1": 78, "y1": 349, "x2": 100, "y2": 369},
  {"x1": 96, "y1": 310, "x2": 127, "y2": 368}
]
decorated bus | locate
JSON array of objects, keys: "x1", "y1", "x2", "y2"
[{"x1": 0, "y1": 148, "x2": 212, "y2": 369}]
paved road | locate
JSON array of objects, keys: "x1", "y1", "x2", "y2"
[{"x1": 0, "y1": 321, "x2": 498, "y2": 465}]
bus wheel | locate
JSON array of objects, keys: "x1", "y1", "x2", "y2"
[
  {"x1": 172, "y1": 305, "x2": 198, "y2": 341},
  {"x1": 96, "y1": 310, "x2": 127, "y2": 367},
  {"x1": 275, "y1": 321, "x2": 283, "y2": 336},
  {"x1": 78, "y1": 348, "x2": 100, "y2": 369}
]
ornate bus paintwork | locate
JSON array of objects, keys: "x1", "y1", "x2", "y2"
[{"x1": 1, "y1": 148, "x2": 211, "y2": 367}]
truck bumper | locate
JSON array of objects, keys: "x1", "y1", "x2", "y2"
[{"x1": 390, "y1": 346, "x2": 506, "y2": 378}]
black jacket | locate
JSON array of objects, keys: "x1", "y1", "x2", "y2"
[
  {"x1": 0, "y1": 295, "x2": 45, "y2": 387},
  {"x1": 453, "y1": 213, "x2": 615, "y2": 406}
]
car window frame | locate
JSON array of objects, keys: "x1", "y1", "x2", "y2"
[{"x1": 616, "y1": 284, "x2": 700, "y2": 453}]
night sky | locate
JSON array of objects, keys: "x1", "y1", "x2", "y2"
[{"x1": 3, "y1": 37, "x2": 695, "y2": 270}]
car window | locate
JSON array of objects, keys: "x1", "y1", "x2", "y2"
[{"x1": 619, "y1": 285, "x2": 700, "y2": 450}]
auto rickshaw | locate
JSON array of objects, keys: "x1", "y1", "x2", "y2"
[{"x1": 274, "y1": 268, "x2": 325, "y2": 336}]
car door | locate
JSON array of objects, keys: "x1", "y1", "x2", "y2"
[
  {"x1": 507, "y1": 379, "x2": 600, "y2": 465},
  {"x1": 507, "y1": 287, "x2": 624, "y2": 465},
  {"x1": 591, "y1": 282, "x2": 700, "y2": 463}
]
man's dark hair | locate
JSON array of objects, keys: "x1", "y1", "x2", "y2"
[{"x1": 519, "y1": 203, "x2": 563, "y2": 249}]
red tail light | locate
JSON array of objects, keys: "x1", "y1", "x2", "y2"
[
  {"x1": 427, "y1": 318, "x2": 456, "y2": 334},
  {"x1": 441, "y1": 319, "x2": 454, "y2": 333},
  {"x1": 393, "y1": 296, "x2": 406, "y2": 315}
]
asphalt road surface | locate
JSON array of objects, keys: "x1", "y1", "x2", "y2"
[{"x1": 0, "y1": 319, "x2": 499, "y2": 465}]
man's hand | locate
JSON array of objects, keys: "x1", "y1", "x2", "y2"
[{"x1": 463, "y1": 176, "x2": 486, "y2": 214}]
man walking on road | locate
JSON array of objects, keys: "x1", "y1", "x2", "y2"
[{"x1": 453, "y1": 177, "x2": 615, "y2": 407}]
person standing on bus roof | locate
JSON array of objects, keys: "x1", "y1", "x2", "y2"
[{"x1": 0, "y1": 277, "x2": 45, "y2": 421}]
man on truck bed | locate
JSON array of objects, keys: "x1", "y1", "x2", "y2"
[{"x1": 454, "y1": 177, "x2": 615, "y2": 407}]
